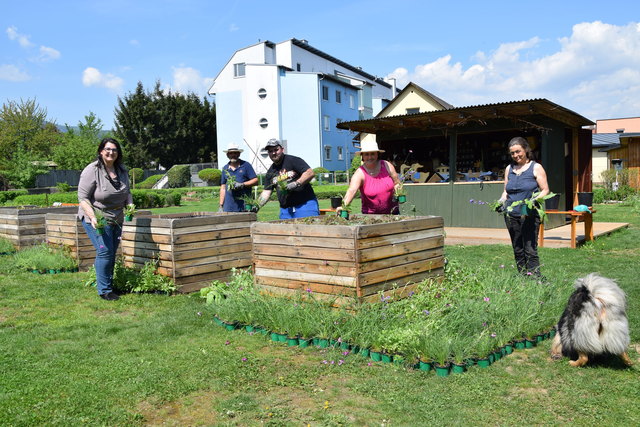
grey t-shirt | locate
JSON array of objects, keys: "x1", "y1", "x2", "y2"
[{"x1": 77, "y1": 160, "x2": 131, "y2": 223}]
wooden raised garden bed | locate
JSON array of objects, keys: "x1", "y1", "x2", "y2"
[
  {"x1": 0, "y1": 206, "x2": 78, "y2": 250},
  {"x1": 45, "y1": 212, "x2": 151, "y2": 271},
  {"x1": 252, "y1": 215, "x2": 445, "y2": 305},
  {"x1": 121, "y1": 212, "x2": 256, "y2": 293}
]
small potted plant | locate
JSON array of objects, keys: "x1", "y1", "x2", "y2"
[
  {"x1": 393, "y1": 185, "x2": 407, "y2": 204},
  {"x1": 339, "y1": 201, "x2": 351, "y2": 219},
  {"x1": 93, "y1": 209, "x2": 107, "y2": 235},
  {"x1": 506, "y1": 191, "x2": 557, "y2": 222},
  {"x1": 240, "y1": 194, "x2": 260, "y2": 212},
  {"x1": 124, "y1": 203, "x2": 136, "y2": 221}
]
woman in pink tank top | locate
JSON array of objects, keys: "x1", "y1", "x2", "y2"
[{"x1": 338, "y1": 141, "x2": 402, "y2": 215}]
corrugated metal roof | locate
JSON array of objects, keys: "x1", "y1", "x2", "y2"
[
  {"x1": 337, "y1": 98, "x2": 594, "y2": 133},
  {"x1": 592, "y1": 133, "x2": 620, "y2": 147}
]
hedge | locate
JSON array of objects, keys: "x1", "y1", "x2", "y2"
[
  {"x1": 167, "y1": 165, "x2": 191, "y2": 188},
  {"x1": 8, "y1": 190, "x2": 181, "y2": 209},
  {"x1": 138, "y1": 174, "x2": 163, "y2": 189},
  {"x1": 198, "y1": 168, "x2": 221, "y2": 186},
  {"x1": 0, "y1": 189, "x2": 29, "y2": 205},
  {"x1": 10, "y1": 192, "x2": 80, "y2": 206}
]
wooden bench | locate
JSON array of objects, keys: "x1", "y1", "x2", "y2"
[
  {"x1": 319, "y1": 208, "x2": 337, "y2": 215},
  {"x1": 539, "y1": 209, "x2": 595, "y2": 249}
]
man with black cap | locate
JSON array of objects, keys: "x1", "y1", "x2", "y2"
[
  {"x1": 219, "y1": 142, "x2": 258, "y2": 212},
  {"x1": 256, "y1": 138, "x2": 319, "y2": 218}
]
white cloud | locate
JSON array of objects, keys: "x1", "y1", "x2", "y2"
[
  {"x1": 387, "y1": 21, "x2": 640, "y2": 119},
  {"x1": 6, "y1": 26, "x2": 34, "y2": 48},
  {"x1": 229, "y1": 23, "x2": 239, "y2": 32},
  {"x1": 169, "y1": 66, "x2": 214, "y2": 95},
  {"x1": 82, "y1": 67, "x2": 124, "y2": 92},
  {"x1": 130, "y1": 39, "x2": 140, "y2": 47},
  {"x1": 0, "y1": 64, "x2": 31, "y2": 81},
  {"x1": 37, "y1": 46, "x2": 61, "y2": 62}
]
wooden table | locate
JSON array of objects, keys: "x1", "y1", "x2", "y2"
[
  {"x1": 539, "y1": 209, "x2": 595, "y2": 248},
  {"x1": 319, "y1": 208, "x2": 337, "y2": 215}
]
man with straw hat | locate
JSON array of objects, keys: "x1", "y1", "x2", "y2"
[
  {"x1": 337, "y1": 140, "x2": 402, "y2": 215},
  {"x1": 219, "y1": 142, "x2": 258, "y2": 212}
]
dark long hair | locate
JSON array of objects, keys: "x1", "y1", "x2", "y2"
[
  {"x1": 96, "y1": 137, "x2": 125, "y2": 171},
  {"x1": 507, "y1": 136, "x2": 534, "y2": 163}
]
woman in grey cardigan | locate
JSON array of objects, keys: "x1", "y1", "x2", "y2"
[{"x1": 78, "y1": 138, "x2": 133, "y2": 301}]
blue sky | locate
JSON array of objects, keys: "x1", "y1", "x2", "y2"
[{"x1": 2, "y1": 0, "x2": 639, "y2": 130}]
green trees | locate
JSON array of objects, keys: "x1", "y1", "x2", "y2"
[
  {"x1": 114, "y1": 81, "x2": 217, "y2": 169},
  {"x1": 52, "y1": 112, "x2": 105, "y2": 170},
  {"x1": 0, "y1": 98, "x2": 61, "y2": 189}
]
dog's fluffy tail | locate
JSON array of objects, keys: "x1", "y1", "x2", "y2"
[{"x1": 572, "y1": 273, "x2": 629, "y2": 354}]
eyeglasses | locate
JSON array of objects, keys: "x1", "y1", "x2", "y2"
[{"x1": 103, "y1": 148, "x2": 118, "y2": 153}]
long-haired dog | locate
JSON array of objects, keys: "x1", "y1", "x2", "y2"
[{"x1": 551, "y1": 273, "x2": 633, "y2": 367}]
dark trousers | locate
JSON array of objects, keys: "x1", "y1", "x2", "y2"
[{"x1": 505, "y1": 214, "x2": 541, "y2": 275}]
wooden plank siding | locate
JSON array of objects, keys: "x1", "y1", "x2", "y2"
[
  {"x1": 0, "y1": 206, "x2": 77, "y2": 250},
  {"x1": 121, "y1": 212, "x2": 256, "y2": 292},
  {"x1": 251, "y1": 215, "x2": 445, "y2": 305}
]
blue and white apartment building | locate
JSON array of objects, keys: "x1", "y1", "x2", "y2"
[{"x1": 209, "y1": 38, "x2": 398, "y2": 173}]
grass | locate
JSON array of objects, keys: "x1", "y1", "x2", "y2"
[{"x1": 0, "y1": 203, "x2": 639, "y2": 425}]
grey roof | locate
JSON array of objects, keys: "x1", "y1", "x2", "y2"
[
  {"x1": 592, "y1": 133, "x2": 620, "y2": 148},
  {"x1": 291, "y1": 38, "x2": 392, "y2": 89}
]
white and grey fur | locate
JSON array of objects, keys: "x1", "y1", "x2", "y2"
[{"x1": 550, "y1": 273, "x2": 632, "y2": 367}]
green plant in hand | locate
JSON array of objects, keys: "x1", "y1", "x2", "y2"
[
  {"x1": 93, "y1": 208, "x2": 107, "y2": 231},
  {"x1": 507, "y1": 191, "x2": 556, "y2": 221},
  {"x1": 124, "y1": 203, "x2": 136, "y2": 218}
]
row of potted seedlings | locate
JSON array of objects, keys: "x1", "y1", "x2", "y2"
[{"x1": 212, "y1": 314, "x2": 556, "y2": 377}]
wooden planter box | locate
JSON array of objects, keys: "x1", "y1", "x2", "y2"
[
  {"x1": 45, "y1": 212, "x2": 151, "y2": 271},
  {"x1": 252, "y1": 215, "x2": 445, "y2": 305},
  {"x1": 0, "y1": 206, "x2": 78, "y2": 250},
  {"x1": 121, "y1": 212, "x2": 256, "y2": 293}
]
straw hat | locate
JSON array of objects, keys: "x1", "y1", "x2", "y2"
[
  {"x1": 355, "y1": 140, "x2": 385, "y2": 154},
  {"x1": 223, "y1": 143, "x2": 243, "y2": 153}
]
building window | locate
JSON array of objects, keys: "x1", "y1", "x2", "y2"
[
  {"x1": 323, "y1": 115, "x2": 330, "y2": 131},
  {"x1": 257, "y1": 88, "x2": 267, "y2": 99},
  {"x1": 259, "y1": 118, "x2": 268, "y2": 129},
  {"x1": 335, "y1": 90, "x2": 341, "y2": 104},
  {"x1": 406, "y1": 107, "x2": 420, "y2": 114},
  {"x1": 337, "y1": 146, "x2": 343, "y2": 161},
  {"x1": 349, "y1": 94, "x2": 355, "y2": 109},
  {"x1": 233, "y1": 63, "x2": 245, "y2": 77},
  {"x1": 324, "y1": 146, "x2": 332, "y2": 161},
  {"x1": 296, "y1": 63, "x2": 301, "y2": 71},
  {"x1": 322, "y1": 86, "x2": 329, "y2": 101}
]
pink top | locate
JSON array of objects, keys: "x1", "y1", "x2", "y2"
[{"x1": 360, "y1": 161, "x2": 399, "y2": 214}]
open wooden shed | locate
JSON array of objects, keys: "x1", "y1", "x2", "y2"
[{"x1": 338, "y1": 98, "x2": 595, "y2": 228}]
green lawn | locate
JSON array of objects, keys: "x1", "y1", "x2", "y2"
[{"x1": 0, "y1": 203, "x2": 638, "y2": 425}]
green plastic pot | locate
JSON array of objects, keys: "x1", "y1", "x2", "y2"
[
  {"x1": 350, "y1": 345, "x2": 360, "y2": 355},
  {"x1": 397, "y1": 195, "x2": 407, "y2": 203},
  {"x1": 419, "y1": 360, "x2": 432, "y2": 372},
  {"x1": 492, "y1": 350, "x2": 502, "y2": 361},
  {"x1": 317, "y1": 338, "x2": 329, "y2": 348},
  {"x1": 270, "y1": 332, "x2": 281, "y2": 342},
  {"x1": 477, "y1": 358, "x2": 491, "y2": 368},
  {"x1": 339, "y1": 341, "x2": 350, "y2": 351},
  {"x1": 298, "y1": 338, "x2": 311, "y2": 348},
  {"x1": 223, "y1": 322, "x2": 237, "y2": 331},
  {"x1": 359, "y1": 348, "x2": 370, "y2": 358},
  {"x1": 525, "y1": 338, "x2": 536, "y2": 348},
  {"x1": 434, "y1": 363, "x2": 451, "y2": 377},
  {"x1": 286, "y1": 336, "x2": 299, "y2": 347},
  {"x1": 504, "y1": 344, "x2": 514, "y2": 354},
  {"x1": 96, "y1": 228, "x2": 104, "y2": 236},
  {"x1": 370, "y1": 350, "x2": 382, "y2": 362},
  {"x1": 451, "y1": 363, "x2": 466, "y2": 374},
  {"x1": 339, "y1": 210, "x2": 350, "y2": 219},
  {"x1": 312, "y1": 337, "x2": 320, "y2": 347},
  {"x1": 381, "y1": 353, "x2": 392, "y2": 364},
  {"x1": 244, "y1": 325, "x2": 255, "y2": 333},
  {"x1": 514, "y1": 340, "x2": 526, "y2": 350},
  {"x1": 125, "y1": 214, "x2": 133, "y2": 221}
]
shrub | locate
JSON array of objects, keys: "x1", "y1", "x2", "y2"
[
  {"x1": 0, "y1": 190, "x2": 28, "y2": 205},
  {"x1": 313, "y1": 167, "x2": 330, "y2": 175},
  {"x1": 167, "y1": 165, "x2": 191, "y2": 188},
  {"x1": 0, "y1": 237, "x2": 15, "y2": 254},
  {"x1": 138, "y1": 174, "x2": 163, "y2": 189},
  {"x1": 130, "y1": 168, "x2": 144, "y2": 187},
  {"x1": 55, "y1": 182, "x2": 71, "y2": 193},
  {"x1": 349, "y1": 154, "x2": 361, "y2": 177},
  {"x1": 198, "y1": 168, "x2": 221, "y2": 186},
  {"x1": 11, "y1": 192, "x2": 79, "y2": 206},
  {"x1": 164, "y1": 191, "x2": 181, "y2": 207}
]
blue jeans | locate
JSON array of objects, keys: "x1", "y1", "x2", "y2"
[
  {"x1": 82, "y1": 219, "x2": 122, "y2": 295},
  {"x1": 279, "y1": 198, "x2": 320, "y2": 219}
]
